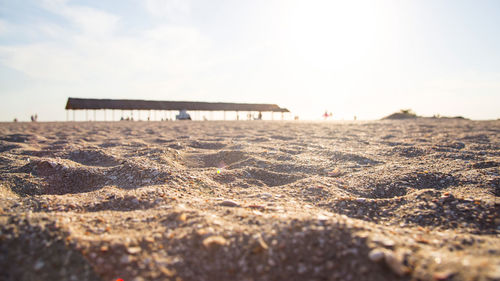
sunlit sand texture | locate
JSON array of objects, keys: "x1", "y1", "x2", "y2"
[{"x1": 1, "y1": 119, "x2": 499, "y2": 281}]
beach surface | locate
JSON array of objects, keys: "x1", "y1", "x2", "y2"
[{"x1": 1, "y1": 119, "x2": 499, "y2": 281}]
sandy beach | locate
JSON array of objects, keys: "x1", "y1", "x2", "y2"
[{"x1": 0, "y1": 119, "x2": 499, "y2": 281}]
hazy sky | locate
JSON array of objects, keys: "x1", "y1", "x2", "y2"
[{"x1": 1, "y1": 0, "x2": 499, "y2": 121}]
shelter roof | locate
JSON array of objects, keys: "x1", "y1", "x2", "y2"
[{"x1": 65, "y1": 98, "x2": 289, "y2": 112}]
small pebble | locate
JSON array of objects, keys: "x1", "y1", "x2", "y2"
[
  {"x1": 178, "y1": 213, "x2": 187, "y2": 222},
  {"x1": 260, "y1": 193, "x2": 273, "y2": 200},
  {"x1": 368, "y1": 249, "x2": 385, "y2": 262},
  {"x1": 127, "y1": 246, "x2": 142, "y2": 254},
  {"x1": 203, "y1": 236, "x2": 227, "y2": 249},
  {"x1": 433, "y1": 270, "x2": 455, "y2": 280},
  {"x1": 220, "y1": 200, "x2": 240, "y2": 207},
  {"x1": 382, "y1": 239, "x2": 395, "y2": 248},
  {"x1": 317, "y1": 214, "x2": 329, "y2": 221}
]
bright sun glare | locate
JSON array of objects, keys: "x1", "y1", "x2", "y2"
[
  {"x1": 282, "y1": 1, "x2": 392, "y2": 71},
  {"x1": 269, "y1": 1, "x2": 402, "y2": 119}
]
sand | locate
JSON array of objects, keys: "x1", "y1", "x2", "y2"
[{"x1": 0, "y1": 119, "x2": 499, "y2": 281}]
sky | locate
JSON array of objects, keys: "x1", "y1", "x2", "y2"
[{"x1": 1, "y1": 0, "x2": 499, "y2": 121}]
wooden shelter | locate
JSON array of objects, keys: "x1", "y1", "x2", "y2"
[{"x1": 65, "y1": 98, "x2": 290, "y2": 121}]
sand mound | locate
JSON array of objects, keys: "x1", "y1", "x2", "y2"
[
  {"x1": 188, "y1": 150, "x2": 249, "y2": 168},
  {"x1": 66, "y1": 149, "x2": 121, "y2": 167}
]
